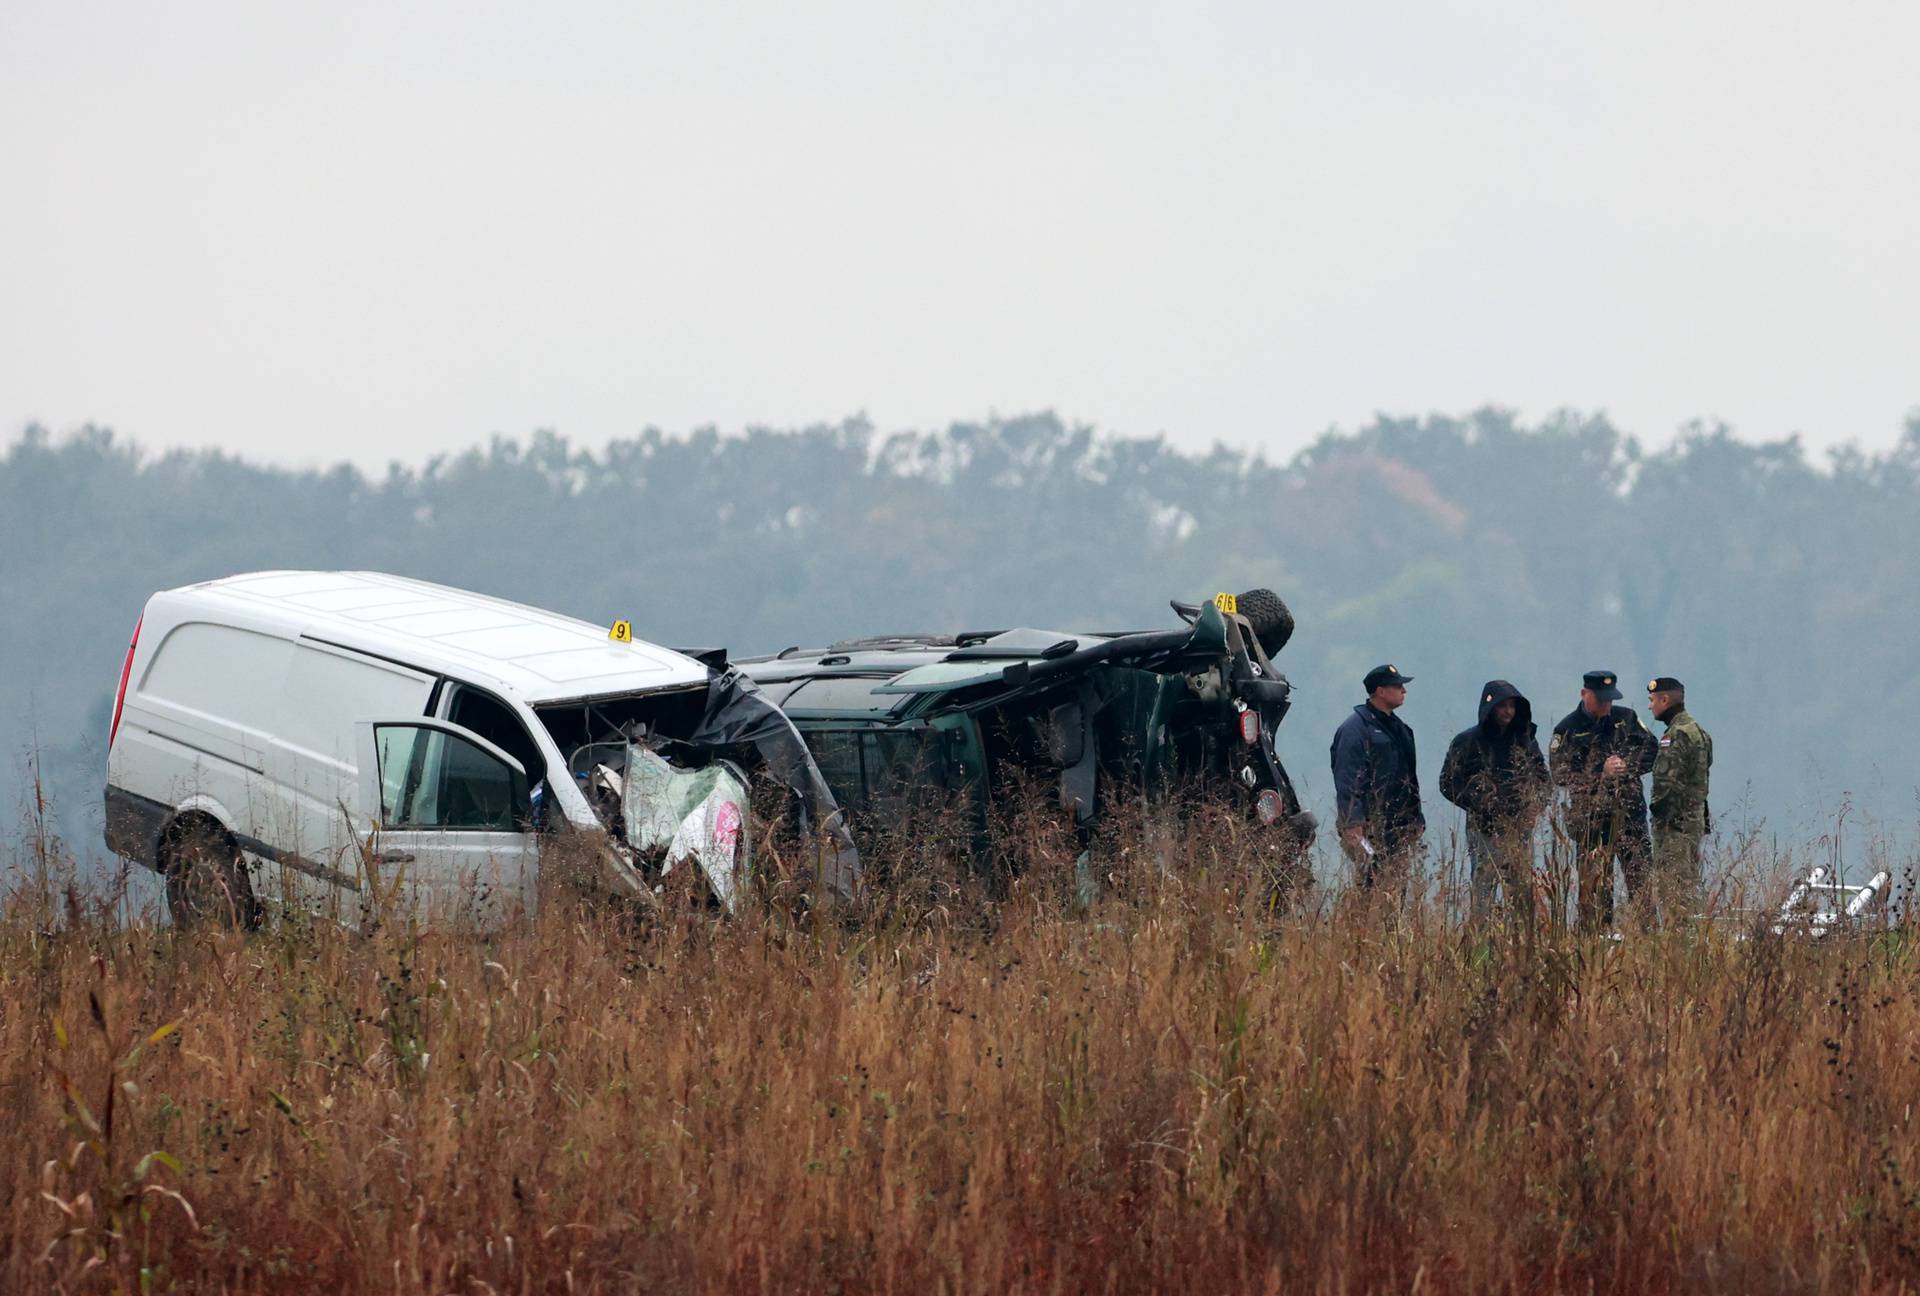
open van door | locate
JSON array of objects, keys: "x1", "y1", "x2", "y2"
[{"x1": 353, "y1": 718, "x2": 542, "y2": 922}]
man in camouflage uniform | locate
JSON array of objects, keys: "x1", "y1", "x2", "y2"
[
  {"x1": 1550, "y1": 670, "x2": 1658, "y2": 931},
  {"x1": 1647, "y1": 676, "x2": 1713, "y2": 923}
]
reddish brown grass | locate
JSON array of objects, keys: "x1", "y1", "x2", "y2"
[{"x1": 5, "y1": 804, "x2": 1919, "y2": 1294}]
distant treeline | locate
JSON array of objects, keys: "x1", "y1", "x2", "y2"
[{"x1": 6, "y1": 408, "x2": 1918, "y2": 864}]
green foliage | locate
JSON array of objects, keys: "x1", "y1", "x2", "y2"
[{"x1": 6, "y1": 408, "x2": 1919, "y2": 867}]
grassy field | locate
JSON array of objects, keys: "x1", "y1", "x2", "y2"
[{"x1": 5, "y1": 801, "x2": 1920, "y2": 1294}]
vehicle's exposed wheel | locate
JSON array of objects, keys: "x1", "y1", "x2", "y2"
[
  {"x1": 1237, "y1": 588, "x2": 1294, "y2": 656},
  {"x1": 164, "y1": 819, "x2": 260, "y2": 929}
]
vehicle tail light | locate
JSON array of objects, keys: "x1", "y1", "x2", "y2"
[
  {"x1": 108, "y1": 614, "x2": 142, "y2": 750},
  {"x1": 1238, "y1": 709, "x2": 1260, "y2": 745},
  {"x1": 1255, "y1": 788, "x2": 1283, "y2": 825}
]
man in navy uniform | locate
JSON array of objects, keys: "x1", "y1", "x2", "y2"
[
  {"x1": 1330, "y1": 664, "x2": 1424, "y2": 892},
  {"x1": 1549, "y1": 670, "x2": 1658, "y2": 930}
]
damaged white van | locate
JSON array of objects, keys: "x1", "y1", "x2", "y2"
[{"x1": 102, "y1": 571, "x2": 858, "y2": 925}]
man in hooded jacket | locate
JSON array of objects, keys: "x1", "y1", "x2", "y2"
[{"x1": 1440, "y1": 680, "x2": 1550, "y2": 923}]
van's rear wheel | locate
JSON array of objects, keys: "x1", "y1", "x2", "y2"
[
  {"x1": 165, "y1": 820, "x2": 260, "y2": 929},
  {"x1": 1237, "y1": 588, "x2": 1294, "y2": 656}
]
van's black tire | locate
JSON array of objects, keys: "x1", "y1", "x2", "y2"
[
  {"x1": 1237, "y1": 588, "x2": 1294, "y2": 656},
  {"x1": 164, "y1": 819, "x2": 261, "y2": 929}
]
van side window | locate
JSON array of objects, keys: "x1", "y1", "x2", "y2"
[
  {"x1": 805, "y1": 731, "x2": 865, "y2": 808},
  {"x1": 374, "y1": 725, "x2": 529, "y2": 830},
  {"x1": 802, "y1": 728, "x2": 942, "y2": 813},
  {"x1": 446, "y1": 688, "x2": 547, "y2": 785},
  {"x1": 865, "y1": 730, "x2": 943, "y2": 809}
]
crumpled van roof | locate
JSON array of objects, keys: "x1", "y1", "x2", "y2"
[{"x1": 168, "y1": 570, "x2": 708, "y2": 702}]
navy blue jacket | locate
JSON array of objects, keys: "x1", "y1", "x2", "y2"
[
  {"x1": 1330, "y1": 702, "x2": 1424, "y2": 835},
  {"x1": 1549, "y1": 703, "x2": 1658, "y2": 826}
]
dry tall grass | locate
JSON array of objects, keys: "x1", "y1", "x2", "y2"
[{"x1": 5, "y1": 797, "x2": 1920, "y2": 1294}]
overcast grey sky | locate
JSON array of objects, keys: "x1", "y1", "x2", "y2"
[{"x1": 3, "y1": 1, "x2": 1915, "y2": 468}]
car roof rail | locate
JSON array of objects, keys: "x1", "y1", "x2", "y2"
[{"x1": 826, "y1": 634, "x2": 957, "y2": 652}]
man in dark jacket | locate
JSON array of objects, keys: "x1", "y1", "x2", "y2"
[
  {"x1": 1440, "y1": 680, "x2": 1549, "y2": 923},
  {"x1": 1329, "y1": 664, "x2": 1423, "y2": 892},
  {"x1": 1549, "y1": 670, "x2": 1659, "y2": 931}
]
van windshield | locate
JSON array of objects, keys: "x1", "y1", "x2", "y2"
[
  {"x1": 534, "y1": 685, "x2": 711, "y2": 781},
  {"x1": 535, "y1": 672, "x2": 861, "y2": 898}
]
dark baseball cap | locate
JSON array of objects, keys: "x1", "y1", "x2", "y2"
[
  {"x1": 1364, "y1": 663, "x2": 1413, "y2": 691},
  {"x1": 1647, "y1": 676, "x2": 1684, "y2": 694},
  {"x1": 1582, "y1": 670, "x2": 1623, "y2": 700}
]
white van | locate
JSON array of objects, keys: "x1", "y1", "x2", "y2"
[{"x1": 102, "y1": 571, "x2": 854, "y2": 924}]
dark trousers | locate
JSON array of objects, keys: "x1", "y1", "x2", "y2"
[
  {"x1": 1466, "y1": 825, "x2": 1535, "y2": 924},
  {"x1": 1343, "y1": 818, "x2": 1423, "y2": 893},
  {"x1": 1570, "y1": 809, "x2": 1651, "y2": 930}
]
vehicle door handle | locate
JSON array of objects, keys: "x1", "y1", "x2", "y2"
[{"x1": 374, "y1": 850, "x2": 416, "y2": 864}]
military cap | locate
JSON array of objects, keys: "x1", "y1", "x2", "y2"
[
  {"x1": 1364, "y1": 663, "x2": 1413, "y2": 691},
  {"x1": 1647, "y1": 676, "x2": 1684, "y2": 694},
  {"x1": 1582, "y1": 670, "x2": 1623, "y2": 700}
]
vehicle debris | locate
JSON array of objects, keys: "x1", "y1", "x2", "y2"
[{"x1": 739, "y1": 589, "x2": 1315, "y2": 897}]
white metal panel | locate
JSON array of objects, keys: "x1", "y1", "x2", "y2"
[{"x1": 166, "y1": 570, "x2": 708, "y2": 701}]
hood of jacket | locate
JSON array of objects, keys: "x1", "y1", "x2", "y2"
[{"x1": 1476, "y1": 679, "x2": 1533, "y2": 739}]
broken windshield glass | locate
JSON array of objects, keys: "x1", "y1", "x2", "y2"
[{"x1": 535, "y1": 668, "x2": 861, "y2": 900}]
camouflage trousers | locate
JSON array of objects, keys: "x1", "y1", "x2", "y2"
[{"x1": 1649, "y1": 824, "x2": 1705, "y2": 923}]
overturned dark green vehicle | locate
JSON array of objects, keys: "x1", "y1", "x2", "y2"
[{"x1": 736, "y1": 591, "x2": 1316, "y2": 888}]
